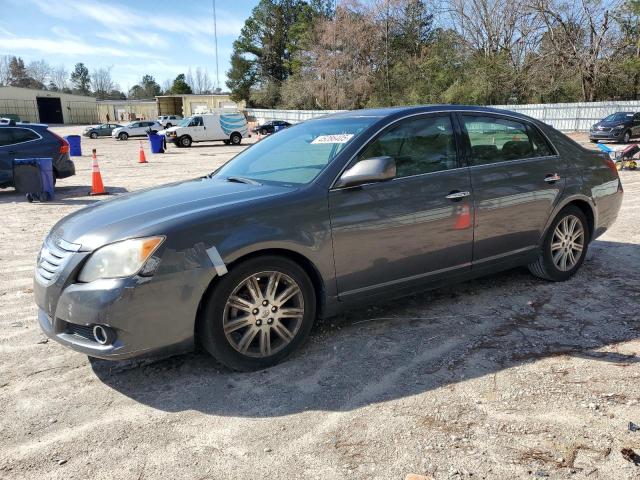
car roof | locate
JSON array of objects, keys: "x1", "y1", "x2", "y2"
[
  {"x1": 0, "y1": 122, "x2": 48, "y2": 129},
  {"x1": 321, "y1": 104, "x2": 543, "y2": 124}
]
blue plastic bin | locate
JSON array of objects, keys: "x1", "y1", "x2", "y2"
[
  {"x1": 148, "y1": 133, "x2": 165, "y2": 153},
  {"x1": 65, "y1": 135, "x2": 82, "y2": 156},
  {"x1": 13, "y1": 158, "x2": 55, "y2": 201}
]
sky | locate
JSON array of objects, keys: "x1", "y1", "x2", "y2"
[{"x1": 0, "y1": 0, "x2": 260, "y2": 92}]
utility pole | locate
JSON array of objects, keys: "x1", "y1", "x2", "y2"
[{"x1": 212, "y1": 0, "x2": 220, "y2": 91}]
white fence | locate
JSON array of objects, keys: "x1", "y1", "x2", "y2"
[{"x1": 246, "y1": 100, "x2": 640, "y2": 132}]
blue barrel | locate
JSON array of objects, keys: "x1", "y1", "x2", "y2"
[
  {"x1": 65, "y1": 135, "x2": 82, "y2": 156},
  {"x1": 37, "y1": 157, "x2": 55, "y2": 200},
  {"x1": 148, "y1": 133, "x2": 165, "y2": 153}
]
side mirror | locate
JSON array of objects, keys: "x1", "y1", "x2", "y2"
[{"x1": 334, "y1": 156, "x2": 396, "y2": 188}]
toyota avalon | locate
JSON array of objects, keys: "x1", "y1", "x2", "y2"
[{"x1": 34, "y1": 106, "x2": 623, "y2": 370}]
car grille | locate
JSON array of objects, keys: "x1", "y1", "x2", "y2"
[{"x1": 35, "y1": 237, "x2": 79, "y2": 285}]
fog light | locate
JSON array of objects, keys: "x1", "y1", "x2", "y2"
[{"x1": 92, "y1": 325, "x2": 116, "y2": 345}]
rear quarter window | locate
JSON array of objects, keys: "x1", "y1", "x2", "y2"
[{"x1": 9, "y1": 128, "x2": 40, "y2": 144}]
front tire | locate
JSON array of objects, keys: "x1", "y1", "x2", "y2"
[
  {"x1": 528, "y1": 206, "x2": 589, "y2": 281},
  {"x1": 179, "y1": 135, "x2": 192, "y2": 148},
  {"x1": 199, "y1": 256, "x2": 316, "y2": 371},
  {"x1": 90, "y1": 132, "x2": 98, "y2": 139},
  {"x1": 622, "y1": 130, "x2": 631, "y2": 143},
  {"x1": 118, "y1": 132, "x2": 129, "y2": 141}
]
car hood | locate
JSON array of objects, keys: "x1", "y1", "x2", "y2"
[{"x1": 49, "y1": 177, "x2": 292, "y2": 250}]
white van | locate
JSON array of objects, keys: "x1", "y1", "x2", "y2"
[{"x1": 161, "y1": 112, "x2": 250, "y2": 147}]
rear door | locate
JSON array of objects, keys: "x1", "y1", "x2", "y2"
[
  {"x1": 458, "y1": 113, "x2": 568, "y2": 264},
  {"x1": 329, "y1": 113, "x2": 474, "y2": 298}
]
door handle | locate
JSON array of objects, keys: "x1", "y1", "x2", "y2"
[
  {"x1": 544, "y1": 173, "x2": 561, "y2": 183},
  {"x1": 445, "y1": 191, "x2": 471, "y2": 200}
]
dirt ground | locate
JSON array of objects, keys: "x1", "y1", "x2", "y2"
[{"x1": 0, "y1": 128, "x2": 639, "y2": 480}]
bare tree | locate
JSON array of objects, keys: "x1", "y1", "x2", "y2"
[
  {"x1": 449, "y1": 0, "x2": 542, "y2": 63},
  {"x1": 50, "y1": 64, "x2": 69, "y2": 91},
  {"x1": 161, "y1": 78, "x2": 172, "y2": 94},
  {"x1": 528, "y1": 0, "x2": 622, "y2": 101},
  {"x1": 26, "y1": 60, "x2": 51, "y2": 85},
  {"x1": 91, "y1": 67, "x2": 115, "y2": 98},
  {"x1": 0, "y1": 55, "x2": 11, "y2": 86},
  {"x1": 186, "y1": 67, "x2": 213, "y2": 94}
]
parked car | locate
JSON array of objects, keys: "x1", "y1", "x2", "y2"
[
  {"x1": 83, "y1": 123, "x2": 123, "y2": 139},
  {"x1": 111, "y1": 121, "x2": 162, "y2": 140},
  {"x1": 34, "y1": 106, "x2": 622, "y2": 371},
  {"x1": 161, "y1": 112, "x2": 249, "y2": 147},
  {"x1": 252, "y1": 120, "x2": 292, "y2": 135},
  {"x1": 0, "y1": 118, "x2": 75, "y2": 189},
  {"x1": 589, "y1": 111, "x2": 640, "y2": 143},
  {"x1": 157, "y1": 115, "x2": 182, "y2": 128}
]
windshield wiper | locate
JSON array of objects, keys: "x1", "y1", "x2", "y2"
[{"x1": 226, "y1": 176, "x2": 262, "y2": 186}]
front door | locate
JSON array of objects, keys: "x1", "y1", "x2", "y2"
[
  {"x1": 458, "y1": 113, "x2": 568, "y2": 264},
  {"x1": 329, "y1": 114, "x2": 474, "y2": 298},
  {"x1": 189, "y1": 116, "x2": 206, "y2": 141},
  {"x1": 633, "y1": 113, "x2": 640, "y2": 137}
]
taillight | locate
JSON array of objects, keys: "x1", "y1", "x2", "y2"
[
  {"x1": 49, "y1": 130, "x2": 69, "y2": 154},
  {"x1": 603, "y1": 156, "x2": 619, "y2": 176}
]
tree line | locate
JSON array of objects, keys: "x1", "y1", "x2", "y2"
[
  {"x1": 226, "y1": 0, "x2": 640, "y2": 109},
  {"x1": 0, "y1": 56, "x2": 222, "y2": 100}
]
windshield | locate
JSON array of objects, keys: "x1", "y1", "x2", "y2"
[
  {"x1": 214, "y1": 116, "x2": 377, "y2": 185},
  {"x1": 603, "y1": 113, "x2": 632, "y2": 122},
  {"x1": 178, "y1": 116, "x2": 194, "y2": 127}
]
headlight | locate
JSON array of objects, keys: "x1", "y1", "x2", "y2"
[{"x1": 78, "y1": 236, "x2": 164, "y2": 282}]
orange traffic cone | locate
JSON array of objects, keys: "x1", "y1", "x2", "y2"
[
  {"x1": 89, "y1": 149, "x2": 108, "y2": 196},
  {"x1": 138, "y1": 141, "x2": 147, "y2": 164}
]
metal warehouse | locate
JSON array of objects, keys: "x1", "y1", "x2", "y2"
[{"x1": 0, "y1": 86, "x2": 98, "y2": 124}]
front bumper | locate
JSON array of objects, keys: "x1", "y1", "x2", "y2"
[
  {"x1": 589, "y1": 130, "x2": 625, "y2": 141},
  {"x1": 33, "y1": 240, "x2": 214, "y2": 360}
]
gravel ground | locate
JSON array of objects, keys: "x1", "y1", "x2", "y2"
[{"x1": 0, "y1": 128, "x2": 639, "y2": 480}]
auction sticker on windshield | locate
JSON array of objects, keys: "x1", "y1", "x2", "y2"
[{"x1": 311, "y1": 134, "x2": 354, "y2": 144}]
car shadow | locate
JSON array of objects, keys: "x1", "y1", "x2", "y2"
[
  {"x1": 0, "y1": 185, "x2": 128, "y2": 205},
  {"x1": 91, "y1": 239, "x2": 640, "y2": 417}
]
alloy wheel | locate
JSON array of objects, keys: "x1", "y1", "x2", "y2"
[
  {"x1": 223, "y1": 271, "x2": 305, "y2": 358},
  {"x1": 550, "y1": 215, "x2": 584, "y2": 271}
]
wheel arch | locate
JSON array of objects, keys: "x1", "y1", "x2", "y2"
[
  {"x1": 541, "y1": 195, "x2": 596, "y2": 244},
  {"x1": 194, "y1": 247, "x2": 326, "y2": 340}
]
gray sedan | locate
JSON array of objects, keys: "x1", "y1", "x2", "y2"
[
  {"x1": 34, "y1": 106, "x2": 623, "y2": 370},
  {"x1": 83, "y1": 123, "x2": 123, "y2": 139}
]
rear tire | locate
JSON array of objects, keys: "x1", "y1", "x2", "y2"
[
  {"x1": 528, "y1": 206, "x2": 589, "y2": 281},
  {"x1": 199, "y1": 256, "x2": 316, "y2": 371},
  {"x1": 179, "y1": 135, "x2": 192, "y2": 148},
  {"x1": 230, "y1": 133, "x2": 242, "y2": 145}
]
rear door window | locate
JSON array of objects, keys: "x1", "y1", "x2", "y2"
[{"x1": 461, "y1": 115, "x2": 552, "y2": 165}]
